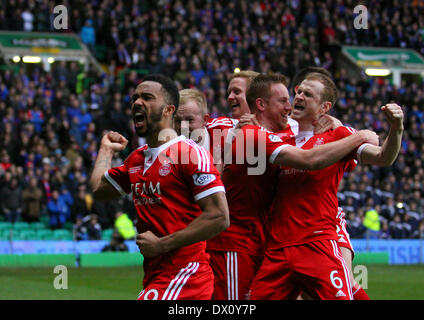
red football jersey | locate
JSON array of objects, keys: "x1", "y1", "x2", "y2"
[
  {"x1": 206, "y1": 124, "x2": 292, "y2": 256},
  {"x1": 104, "y1": 135, "x2": 225, "y2": 277},
  {"x1": 268, "y1": 126, "x2": 365, "y2": 248},
  {"x1": 206, "y1": 116, "x2": 239, "y2": 165}
]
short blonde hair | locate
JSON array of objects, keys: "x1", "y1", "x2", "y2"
[
  {"x1": 179, "y1": 88, "x2": 208, "y2": 115},
  {"x1": 304, "y1": 72, "x2": 338, "y2": 106},
  {"x1": 230, "y1": 70, "x2": 260, "y2": 88}
]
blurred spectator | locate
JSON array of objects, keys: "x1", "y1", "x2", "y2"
[
  {"x1": 363, "y1": 204, "x2": 381, "y2": 239},
  {"x1": 22, "y1": 177, "x2": 43, "y2": 222},
  {"x1": 101, "y1": 231, "x2": 129, "y2": 252},
  {"x1": 411, "y1": 221, "x2": 424, "y2": 239},
  {"x1": 74, "y1": 215, "x2": 88, "y2": 240},
  {"x1": 114, "y1": 211, "x2": 136, "y2": 240},
  {"x1": 378, "y1": 221, "x2": 392, "y2": 239},
  {"x1": 73, "y1": 213, "x2": 102, "y2": 240},
  {"x1": 80, "y1": 19, "x2": 96, "y2": 52},
  {"x1": 389, "y1": 214, "x2": 408, "y2": 239},
  {"x1": 346, "y1": 211, "x2": 366, "y2": 239},
  {"x1": 72, "y1": 185, "x2": 92, "y2": 222},
  {"x1": 47, "y1": 189, "x2": 68, "y2": 229},
  {"x1": 85, "y1": 213, "x2": 102, "y2": 240},
  {"x1": 0, "y1": 178, "x2": 22, "y2": 222},
  {"x1": 0, "y1": 0, "x2": 423, "y2": 239}
]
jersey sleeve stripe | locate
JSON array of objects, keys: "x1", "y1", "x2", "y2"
[
  {"x1": 207, "y1": 122, "x2": 235, "y2": 129},
  {"x1": 104, "y1": 171, "x2": 128, "y2": 196},
  {"x1": 193, "y1": 186, "x2": 225, "y2": 201},
  {"x1": 344, "y1": 126, "x2": 357, "y2": 134},
  {"x1": 198, "y1": 144, "x2": 211, "y2": 172},
  {"x1": 185, "y1": 140, "x2": 202, "y2": 171},
  {"x1": 269, "y1": 144, "x2": 291, "y2": 164},
  {"x1": 186, "y1": 139, "x2": 211, "y2": 172},
  {"x1": 356, "y1": 143, "x2": 372, "y2": 163}
]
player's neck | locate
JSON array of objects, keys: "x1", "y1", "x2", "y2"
[
  {"x1": 256, "y1": 114, "x2": 285, "y2": 132},
  {"x1": 297, "y1": 119, "x2": 314, "y2": 132},
  {"x1": 146, "y1": 126, "x2": 178, "y2": 148}
]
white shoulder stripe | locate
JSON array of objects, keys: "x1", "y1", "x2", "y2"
[
  {"x1": 185, "y1": 139, "x2": 211, "y2": 172},
  {"x1": 343, "y1": 126, "x2": 357, "y2": 134},
  {"x1": 104, "y1": 171, "x2": 127, "y2": 196}
]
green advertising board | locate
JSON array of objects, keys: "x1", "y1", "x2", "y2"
[
  {"x1": 343, "y1": 46, "x2": 424, "y2": 68},
  {"x1": 0, "y1": 32, "x2": 83, "y2": 52}
]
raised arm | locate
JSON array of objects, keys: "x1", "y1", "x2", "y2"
[
  {"x1": 274, "y1": 129, "x2": 379, "y2": 170},
  {"x1": 358, "y1": 103, "x2": 404, "y2": 166},
  {"x1": 136, "y1": 191, "x2": 229, "y2": 257},
  {"x1": 90, "y1": 131, "x2": 128, "y2": 200}
]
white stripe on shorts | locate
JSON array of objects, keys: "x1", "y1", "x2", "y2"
[
  {"x1": 330, "y1": 240, "x2": 353, "y2": 300},
  {"x1": 226, "y1": 251, "x2": 238, "y2": 300},
  {"x1": 161, "y1": 262, "x2": 199, "y2": 300}
]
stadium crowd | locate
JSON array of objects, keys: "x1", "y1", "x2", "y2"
[{"x1": 0, "y1": 0, "x2": 424, "y2": 240}]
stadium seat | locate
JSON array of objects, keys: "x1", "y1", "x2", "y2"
[
  {"x1": 11, "y1": 231, "x2": 25, "y2": 241},
  {"x1": 39, "y1": 215, "x2": 50, "y2": 226},
  {"x1": 0, "y1": 230, "x2": 11, "y2": 240},
  {"x1": 12, "y1": 222, "x2": 30, "y2": 230},
  {"x1": 30, "y1": 222, "x2": 46, "y2": 230},
  {"x1": 64, "y1": 222, "x2": 74, "y2": 230},
  {"x1": 19, "y1": 230, "x2": 38, "y2": 240},
  {"x1": 53, "y1": 229, "x2": 74, "y2": 241},
  {"x1": 101, "y1": 229, "x2": 114, "y2": 240},
  {"x1": 0, "y1": 222, "x2": 13, "y2": 231},
  {"x1": 36, "y1": 229, "x2": 54, "y2": 240}
]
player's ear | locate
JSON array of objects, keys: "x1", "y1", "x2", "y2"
[
  {"x1": 321, "y1": 101, "x2": 332, "y2": 114},
  {"x1": 164, "y1": 105, "x2": 176, "y2": 117},
  {"x1": 256, "y1": 98, "x2": 265, "y2": 112}
]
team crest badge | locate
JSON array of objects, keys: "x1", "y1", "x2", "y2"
[
  {"x1": 314, "y1": 138, "x2": 324, "y2": 147},
  {"x1": 159, "y1": 163, "x2": 171, "y2": 176}
]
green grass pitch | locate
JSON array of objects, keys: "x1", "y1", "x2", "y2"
[{"x1": 0, "y1": 265, "x2": 423, "y2": 300}]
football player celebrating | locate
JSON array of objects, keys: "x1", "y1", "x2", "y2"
[
  {"x1": 249, "y1": 72, "x2": 404, "y2": 300},
  {"x1": 206, "y1": 73, "x2": 380, "y2": 300},
  {"x1": 90, "y1": 74, "x2": 229, "y2": 300}
]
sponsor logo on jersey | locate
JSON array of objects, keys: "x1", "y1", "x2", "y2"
[
  {"x1": 268, "y1": 134, "x2": 283, "y2": 143},
  {"x1": 280, "y1": 168, "x2": 309, "y2": 176},
  {"x1": 159, "y1": 163, "x2": 171, "y2": 176},
  {"x1": 335, "y1": 290, "x2": 346, "y2": 298},
  {"x1": 314, "y1": 137, "x2": 325, "y2": 147},
  {"x1": 129, "y1": 166, "x2": 142, "y2": 174},
  {"x1": 193, "y1": 173, "x2": 216, "y2": 186},
  {"x1": 132, "y1": 182, "x2": 161, "y2": 196},
  {"x1": 132, "y1": 182, "x2": 162, "y2": 206}
]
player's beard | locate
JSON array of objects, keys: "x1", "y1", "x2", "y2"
[{"x1": 135, "y1": 104, "x2": 166, "y2": 138}]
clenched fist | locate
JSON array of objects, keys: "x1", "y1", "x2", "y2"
[
  {"x1": 381, "y1": 103, "x2": 404, "y2": 130},
  {"x1": 100, "y1": 131, "x2": 128, "y2": 152}
]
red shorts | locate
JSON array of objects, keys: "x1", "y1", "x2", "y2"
[
  {"x1": 207, "y1": 250, "x2": 263, "y2": 300},
  {"x1": 250, "y1": 240, "x2": 353, "y2": 300},
  {"x1": 336, "y1": 208, "x2": 354, "y2": 256},
  {"x1": 137, "y1": 261, "x2": 214, "y2": 300}
]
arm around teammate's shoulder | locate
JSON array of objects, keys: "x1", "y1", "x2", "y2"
[{"x1": 273, "y1": 129, "x2": 379, "y2": 170}]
